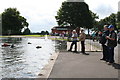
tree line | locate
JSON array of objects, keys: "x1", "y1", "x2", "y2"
[
  {"x1": 1, "y1": 8, "x2": 50, "y2": 35},
  {"x1": 1, "y1": 2, "x2": 120, "y2": 35},
  {"x1": 55, "y1": 1, "x2": 120, "y2": 34},
  {"x1": 93, "y1": 12, "x2": 120, "y2": 31}
]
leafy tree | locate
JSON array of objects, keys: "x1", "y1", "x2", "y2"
[
  {"x1": 117, "y1": 12, "x2": 120, "y2": 22},
  {"x1": 45, "y1": 31, "x2": 49, "y2": 35},
  {"x1": 108, "y1": 13, "x2": 116, "y2": 29},
  {"x1": 97, "y1": 13, "x2": 117, "y2": 30},
  {"x1": 23, "y1": 28, "x2": 31, "y2": 35},
  {"x1": 55, "y1": 1, "x2": 93, "y2": 34},
  {"x1": 117, "y1": 22, "x2": 120, "y2": 29},
  {"x1": 2, "y1": 8, "x2": 29, "y2": 35},
  {"x1": 40, "y1": 31, "x2": 49, "y2": 35},
  {"x1": 89, "y1": 10, "x2": 99, "y2": 32},
  {"x1": 117, "y1": 12, "x2": 120, "y2": 29}
]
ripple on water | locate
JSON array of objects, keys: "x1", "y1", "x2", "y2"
[{"x1": 0, "y1": 38, "x2": 61, "y2": 78}]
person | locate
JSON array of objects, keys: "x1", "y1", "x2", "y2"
[
  {"x1": 99, "y1": 25, "x2": 109, "y2": 61},
  {"x1": 68, "y1": 30, "x2": 78, "y2": 52},
  {"x1": 98, "y1": 31, "x2": 103, "y2": 40},
  {"x1": 92, "y1": 32, "x2": 96, "y2": 41},
  {"x1": 117, "y1": 30, "x2": 120, "y2": 44},
  {"x1": 61, "y1": 31, "x2": 65, "y2": 39},
  {"x1": 95, "y1": 31, "x2": 99, "y2": 41},
  {"x1": 67, "y1": 30, "x2": 72, "y2": 41},
  {"x1": 106, "y1": 25, "x2": 117, "y2": 65},
  {"x1": 79, "y1": 29, "x2": 89, "y2": 55}
]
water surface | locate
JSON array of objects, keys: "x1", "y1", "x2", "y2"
[{"x1": 0, "y1": 37, "x2": 66, "y2": 78}]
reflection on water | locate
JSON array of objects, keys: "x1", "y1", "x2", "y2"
[{"x1": 0, "y1": 37, "x2": 66, "y2": 78}]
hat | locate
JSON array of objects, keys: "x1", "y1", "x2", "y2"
[
  {"x1": 108, "y1": 25, "x2": 114, "y2": 28},
  {"x1": 104, "y1": 25, "x2": 108, "y2": 28},
  {"x1": 73, "y1": 30, "x2": 76, "y2": 32}
]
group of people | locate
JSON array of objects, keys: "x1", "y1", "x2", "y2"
[
  {"x1": 68, "y1": 29, "x2": 89, "y2": 55},
  {"x1": 68, "y1": 24, "x2": 118, "y2": 65},
  {"x1": 99, "y1": 25, "x2": 118, "y2": 65}
]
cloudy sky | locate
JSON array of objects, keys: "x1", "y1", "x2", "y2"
[{"x1": 0, "y1": 0, "x2": 120, "y2": 32}]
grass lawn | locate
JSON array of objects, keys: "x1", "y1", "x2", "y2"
[
  {"x1": 0, "y1": 35, "x2": 50, "y2": 37},
  {"x1": 23, "y1": 35, "x2": 46, "y2": 37}
]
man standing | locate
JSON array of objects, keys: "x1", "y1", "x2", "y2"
[
  {"x1": 68, "y1": 30, "x2": 78, "y2": 52},
  {"x1": 117, "y1": 30, "x2": 120, "y2": 44},
  {"x1": 99, "y1": 25, "x2": 109, "y2": 61},
  {"x1": 106, "y1": 25, "x2": 117, "y2": 64},
  {"x1": 79, "y1": 29, "x2": 89, "y2": 55}
]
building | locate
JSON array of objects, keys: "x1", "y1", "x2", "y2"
[{"x1": 51, "y1": 26, "x2": 80, "y2": 36}]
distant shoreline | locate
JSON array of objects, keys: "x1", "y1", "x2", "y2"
[{"x1": 0, "y1": 35, "x2": 48, "y2": 38}]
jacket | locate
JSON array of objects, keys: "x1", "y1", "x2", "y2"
[
  {"x1": 99, "y1": 30, "x2": 109, "y2": 44},
  {"x1": 79, "y1": 32, "x2": 86, "y2": 41},
  {"x1": 107, "y1": 30, "x2": 117, "y2": 47}
]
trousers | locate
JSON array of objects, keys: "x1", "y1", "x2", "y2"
[
  {"x1": 102, "y1": 44, "x2": 108, "y2": 60},
  {"x1": 81, "y1": 41, "x2": 85, "y2": 53},
  {"x1": 107, "y1": 47, "x2": 115, "y2": 63},
  {"x1": 69, "y1": 41, "x2": 77, "y2": 51}
]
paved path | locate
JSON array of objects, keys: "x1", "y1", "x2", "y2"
[{"x1": 48, "y1": 41, "x2": 120, "y2": 79}]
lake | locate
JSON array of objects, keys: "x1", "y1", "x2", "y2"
[{"x1": 0, "y1": 37, "x2": 66, "y2": 79}]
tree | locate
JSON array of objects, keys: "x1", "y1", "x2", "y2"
[
  {"x1": 2, "y1": 8, "x2": 29, "y2": 35},
  {"x1": 109, "y1": 13, "x2": 116, "y2": 29},
  {"x1": 117, "y1": 12, "x2": 120, "y2": 22},
  {"x1": 23, "y1": 28, "x2": 31, "y2": 35},
  {"x1": 89, "y1": 10, "x2": 99, "y2": 33},
  {"x1": 117, "y1": 12, "x2": 120, "y2": 29},
  {"x1": 97, "y1": 13, "x2": 117, "y2": 30},
  {"x1": 89, "y1": 11, "x2": 99, "y2": 26},
  {"x1": 40, "y1": 31, "x2": 49, "y2": 35},
  {"x1": 45, "y1": 31, "x2": 49, "y2": 35},
  {"x1": 55, "y1": 1, "x2": 93, "y2": 33},
  {"x1": 117, "y1": 22, "x2": 120, "y2": 29}
]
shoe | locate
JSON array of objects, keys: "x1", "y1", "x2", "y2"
[
  {"x1": 105, "y1": 60, "x2": 109, "y2": 62},
  {"x1": 107, "y1": 62, "x2": 114, "y2": 65},
  {"x1": 68, "y1": 50, "x2": 72, "y2": 52},
  {"x1": 82, "y1": 53, "x2": 89, "y2": 55},
  {"x1": 100, "y1": 59, "x2": 106, "y2": 61}
]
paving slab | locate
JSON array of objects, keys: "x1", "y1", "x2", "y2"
[
  {"x1": 48, "y1": 41, "x2": 119, "y2": 79},
  {"x1": 48, "y1": 51, "x2": 118, "y2": 78}
]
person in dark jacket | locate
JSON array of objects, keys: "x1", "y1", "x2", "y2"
[
  {"x1": 99, "y1": 25, "x2": 109, "y2": 61},
  {"x1": 106, "y1": 25, "x2": 117, "y2": 65},
  {"x1": 118, "y1": 30, "x2": 120, "y2": 44}
]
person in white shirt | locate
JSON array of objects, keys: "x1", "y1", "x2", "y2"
[{"x1": 68, "y1": 30, "x2": 78, "y2": 52}]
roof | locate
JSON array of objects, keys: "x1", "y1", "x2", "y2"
[{"x1": 52, "y1": 26, "x2": 74, "y2": 30}]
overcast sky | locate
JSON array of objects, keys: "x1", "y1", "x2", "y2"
[{"x1": 0, "y1": 0, "x2": 119, "y2": 32}]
